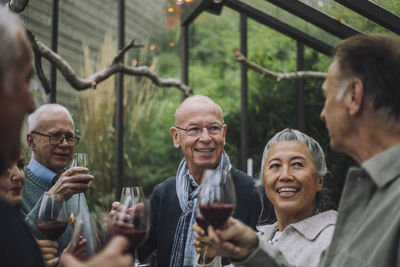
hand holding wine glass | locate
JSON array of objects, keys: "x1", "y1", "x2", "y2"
[
  {"x1": 112, "y1": 186, "x2": 150, "y2": 267},
  {"x1": 48, "y1": 152, "x2": 93, "y2": 202},
  {"x1": 37, "y1": 192, "x2": 68, "y2": 241}
]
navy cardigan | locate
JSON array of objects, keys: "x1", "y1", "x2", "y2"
[{"x1": 139, "y1": 166, "x2": 275, "y2": 267}]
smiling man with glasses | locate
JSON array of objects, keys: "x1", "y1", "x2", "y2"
[
  {"x1": 22, "y1": 103, "x2": 94, "y2": 256},
  {"x1": 136, "y1": 95, "x2": 275, "y2": 267}
]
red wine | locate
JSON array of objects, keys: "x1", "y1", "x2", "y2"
[
  {"x1": 125, "y1": 229, "x2": 148, "y2": 250},
  {"x1": 112, "y1": 224, "x2": 149, "y2": 250},
  {"x1": 195, "y1": 215, "x2": 209, "y2": 233},
  {"x1": 199, "y1": 203, "x2": 234, "y2": 229},
  {"x1": 37, "y1": 221, "x2": 68, "y2": 241}
]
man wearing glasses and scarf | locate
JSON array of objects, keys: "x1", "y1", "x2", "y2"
[{"x1": 137, "y1": 95, "x2": 275, "y2": 267}]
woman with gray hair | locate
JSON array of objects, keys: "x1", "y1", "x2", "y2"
[{"x1": 193, "y1": 128, "x2": 337, "y2": 267}]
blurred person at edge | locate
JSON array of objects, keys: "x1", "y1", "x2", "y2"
[
  {"x1": 0, "y1": 6, "x2": 132, "y2": 267},
  {"x1": 193, "y1": 128, "x2": 337, "y2": 267},
  {"x1": 192, "y1": 34, "x2": 400, "y2": 267},
  {"x1": 112, "y1": 95, "x2": 275, "y2": 267},
  {"x1": 0, "y1": 156, "x2": 87, "y2": 267}
]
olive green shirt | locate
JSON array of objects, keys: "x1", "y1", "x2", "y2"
[
  {"x1": 235, "y1": 144, "x2": 400, "y2": 267},
  {"x1": 320, "y1": 144, "x2": 400, "y2": 267}
]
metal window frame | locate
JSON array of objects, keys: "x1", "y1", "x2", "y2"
[
  {"x1": 179, "y1": 0, "x2": 399, "y2": 171},
  {"x1": 334, "y1": 0, "x2": 400, "y2": 35}
]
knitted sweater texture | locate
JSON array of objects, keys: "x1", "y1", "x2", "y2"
[
  {"x1": 139, "y1": 166, "x2": 274, "y2": 267},
  {"x1": 22, "y1": 166, "x2": 91, "y2": 255}
]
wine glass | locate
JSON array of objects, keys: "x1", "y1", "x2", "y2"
[
  {"x1": 198, "y1": 169, "x2": 236, "y2": 230},
  {"x1": 114, "y1": 186, "x2": 150, "y2": 267},
  {"x1": 71, "y1": 212, "x2": 110, "y2": 257},
  {"x1": 194, "y1": 200, "x2": 210, "y2": 264},
  {"x1": 70, "y1": 153, "x2": 89, "y2": 216},
  {"x1": 37, "y1": 192, "x2": 68, "y2": 241}
]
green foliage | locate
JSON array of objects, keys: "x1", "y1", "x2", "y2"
[
  {"x1": 76, "y1": 32, "x2": 181, "y2": 210},
  {"x1": 181, "y1": 5, "x2": 365, "y2": 206},
  {"x1": 74, "y1": 0, "x2": 400, "y2": 210}
]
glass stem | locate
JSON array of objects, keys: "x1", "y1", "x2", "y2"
[
  {"x1": 134, "y1": 249, "x2": 139, "y2": 267},
  {"x1": 77, "y1": 193, "x2": 81, "y2": 214}
]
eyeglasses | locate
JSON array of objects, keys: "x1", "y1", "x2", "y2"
[
  {"x1": 31, "y1": 131, "x2": 80, "y2": 146},
  {"x1": 175, "y1": 124, "x2": 225, "y2": 137}
]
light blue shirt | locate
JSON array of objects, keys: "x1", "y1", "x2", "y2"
[{"x1": 27, "y1": 157, "x2": 57, "y2": 184}]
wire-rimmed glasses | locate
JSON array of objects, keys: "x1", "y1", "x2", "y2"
[
  {"x1": 31, "y1": 131, "x2": 80, "y2": 146},
  {"x1": 174, "y1": 124, "x2": 225, "y2": 137}
]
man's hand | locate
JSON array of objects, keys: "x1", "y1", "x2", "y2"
[
  {"x1": 48, "y1": 167, "x2": 94, "y2": 200},
  {"x1": 36, "y1": 239, "x2": 59, "y2": 267},
  {"x1": 208, "y1": 217, "x2": 259, "y2": 261},
  {"x1": 59, "y1": 236, "x2": 133, "y2": 267},
  {"x1": 193, "y1": 223, "x2": 216, "y2": 264}
]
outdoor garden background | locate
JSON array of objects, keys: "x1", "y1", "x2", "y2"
[{"x1": 3, "y1": 0, "x2": 399, "y2": 211}]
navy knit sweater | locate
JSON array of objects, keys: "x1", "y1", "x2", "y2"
[{"x1": 139, "y1": 166, "x2": 275, "y2": 267}]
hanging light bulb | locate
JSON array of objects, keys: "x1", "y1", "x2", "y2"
[
  {"x1": 176, "y1": 0, "x2": 184, "y2": 5},
  {"x1": 184, "y1": 0, "x2": 194, "y2": 3},
  {"x1": 213, "y1": 0, "x2": 223, "y2": 3}
]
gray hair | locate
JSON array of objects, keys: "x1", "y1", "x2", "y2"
[
  {"x1": 260, "y1": 128, "x2": 327, "y2": 180},
  {"x1": 0, "y1": 7, "x2": 27, "y2": 95},
  {"x1": 333, "y1": 34, "x2": 400, "y2": 126},
  {"x1": 27, "y1": 104, "x2": 74, "y2": 132}
]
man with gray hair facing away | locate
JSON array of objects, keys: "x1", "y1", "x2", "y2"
[{"x1": 22, "y1": 103, "x2": 94, "y2": 256}]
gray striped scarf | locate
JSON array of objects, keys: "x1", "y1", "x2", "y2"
[{"x1": 169, "y1": 152, "x2": 231, "y2": 267}]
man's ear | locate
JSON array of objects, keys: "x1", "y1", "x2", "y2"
[
  {"x1": 222, "y1": 124, "x2": 227, "y2": 146},
  {"x1": 170, "y1": 127, "x2": 180, "y2": 149},
  {"x1": 346, "y1": 78, "x2": 364, "y2": 116},
  {"x1": 26, "y1": 133, "x2": 35, "y2": 151}
]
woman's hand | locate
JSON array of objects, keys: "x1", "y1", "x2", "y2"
[
  {"x1": 193, "y1": 223, "x2": 216, "y2": 264},
  {"x1": 36, "y1": 239, "x2": 59, "y2": 267},
  {"x1": 207, "y1": 217, "x2": 259, "y2": 262}
]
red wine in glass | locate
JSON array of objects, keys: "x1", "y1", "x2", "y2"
[
  {"x1": 125, "y1": 228, "x2": 149, "y2": 250},
  {"x1": 37, "y1": 192, "x2": 68, "y2": 241},
  {"x1": 195, "y1": 215, "x2": 209, "y2": 231},
  {"x1": 194, "y1": 200, "x2": 209, "y2": 234},
  {"x1": 115, "y1": 186, "x2": 150, "y2": 267},
  {"x1": 37, "y1": 221, "x2": 68, "y2": 241},
  {"x1": 198, "y1": 169, "x2": 236, "y2": 229},
  {"x1": 199, "y1": 203, "x2": 234, "y2": 229},
  {"x1": 112, "y1": 214, "x2": 149, "y2": 251}
]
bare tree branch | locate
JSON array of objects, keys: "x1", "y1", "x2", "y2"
[
  {"x1": 26, "y1": 29, "x2": 192, "y2": 96},
  {"x1": 112, "y1": 40, "x2": 145, "y2": 64},
  {"x1": 26, "y1": 30, "x2": 51, "y2": 94},
  {"x1": 233, "y1": 48, "x2": 326, "y2": 81},
  {"x1": 6, "y1": 0, "x2": 29, "y2": 13}
]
